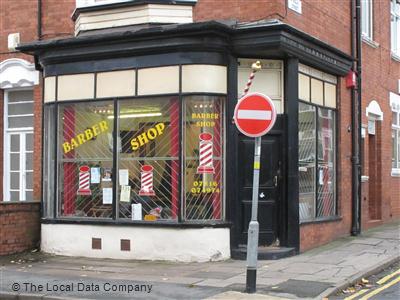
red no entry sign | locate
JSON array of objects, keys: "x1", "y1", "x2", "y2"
[{"x1": 234, "y1": 92, "x2": 277, "y2": 137}]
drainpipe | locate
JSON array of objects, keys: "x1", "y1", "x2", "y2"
[
  {"x1": 38, "y1": 0, "x2": 42, "y2": 40},
  {"x1": 351, "y1": 0, "x2": 362, "y2": 236},
  {"x1": 356, "y1": 0, "x2": 362, "y2": 235}
]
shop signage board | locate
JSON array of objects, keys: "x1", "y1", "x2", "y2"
[{"x1": 234, "y1": 91, "x2": 277, "y2": 293}]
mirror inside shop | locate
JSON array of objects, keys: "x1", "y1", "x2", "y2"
[{"x1": 58, "y1": 96, "x2": 224, "y2": 221}]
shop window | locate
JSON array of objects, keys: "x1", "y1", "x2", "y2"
[
  {"x1": 43, "y1": 105, "x2": 55, "y2": 217},
  {"x1": 361, "y1": 0, "x2": 373, "y2": 40},
  {"x1": 298, "y1": 67, "x2": 337, "y2": 222},
  {"x1": 391, "y1": 0, "x2": 400, "y2": 57},
  {"x1": 316, "y1": 108, "x2": 336, "y2": 218},
  {"x1": 299, "y1": 103, "x2": 337, "y2": 222},
  {"x1": 44, "y1": 94, "x2": 225, "y2": 222},
  {"x1": 299, "y1": 73, "x2": 310, "y2": 102},
  {"x1": 184, "y1": 96, "x2": 224, "y2": 221},
  {"x1": 57, "y1": 101, "x2": 114, "y2": 218},
  {"x1": 117, "y1": 97, "x2": 179, "y2": 221},
  {"x1": 299, "y1": 103, "x2": 316, "y2": 221}
]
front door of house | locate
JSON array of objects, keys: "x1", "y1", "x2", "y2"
[{"x1": 237, "y1": 128, "x2": 282, "y2": 246}]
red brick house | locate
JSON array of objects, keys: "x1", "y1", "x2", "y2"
[{"x1": 0, "y1": 0, "x2": 399, "y2": 260}]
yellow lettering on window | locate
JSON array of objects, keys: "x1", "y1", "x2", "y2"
[{"x1": 61, "y1": 121, "x2": 109, "y2": 153}]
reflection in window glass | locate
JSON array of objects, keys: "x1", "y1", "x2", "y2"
[
  {"x1": 118, "y1": 97, "x2": 179, "y2": 221},
  {"x1": 184, "y1": 96, "x2": 224, "y2": 221},
  {"x1": 299, "y1": 103, "x2": 316, "y2": 222},
  {"x1": 58, "y1": 101, "x2": 114, "y2": 218},
  {"x1": 317, "y1": 108, "x2": 335, "y2": 218}
]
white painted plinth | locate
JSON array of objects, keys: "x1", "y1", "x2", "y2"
[{"x1": 41, "y1": 224, "x2": 230, "y2": 262}]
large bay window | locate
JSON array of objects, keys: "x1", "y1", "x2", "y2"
[
  {"x1": 298, "y1": 65, "x2": 337, "y2": 222},
  {"x1": 43, "y1": 82, "x2": 225, "y2": 222}
]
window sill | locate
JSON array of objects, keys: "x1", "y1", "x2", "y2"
[
  {"x1": 391, "y1": 169, "x2": 400, "y2": 177},
  {"x1": 0, "y1": 200, "x2": 40, "y2": 205},
  {"x1": 362, "y1": 36, "x2": 379, "y2": 49},
  {"x1": 300, "y1": 216, "x2": 342, "y2": 225},
  {"x1": 41, "y1": 217, "x2": 231, "y2": 228},
  {"x1": 391, "y1": 53, "x2": 400, "y2": 63}
]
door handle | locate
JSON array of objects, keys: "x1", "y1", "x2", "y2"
[{"x1": 274, "y1": 175, "x2": 278, "y2": 187}]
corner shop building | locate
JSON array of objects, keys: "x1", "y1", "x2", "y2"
[{"x1": 17, "y1": 1, "x2": 353, "y2": 262}]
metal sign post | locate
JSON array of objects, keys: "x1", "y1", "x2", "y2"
[
  {"x1": 246, "y1": 136, "x2": 261, "y2": 293},
  {"x1": 233, "y1": 61, "x2": 277, "y2": 294}
]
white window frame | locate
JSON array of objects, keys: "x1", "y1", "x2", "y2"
[
  {"x1": 391, "y1": 0, "x2": 400, "y2": 58},
  {"x1": 3, "y1": 89, "x2": 34, "y2": 201},
  {"x1": 391, "y1": 91, "x2": 400, "y2": 176},
  {"x1": 392, "y1": 110, "x2": 400, "y2": 176},
  {"x1": 361, "y1": 0, "x2": 373, "y2": 40}
]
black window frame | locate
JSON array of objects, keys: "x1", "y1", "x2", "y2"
[{"x1": 42, "y1": 92, "x2": 227, "y2": 226}]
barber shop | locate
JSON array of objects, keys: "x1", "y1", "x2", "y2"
[{"x1": 18, "y1": 0, "x2": 352, "y2": 261}]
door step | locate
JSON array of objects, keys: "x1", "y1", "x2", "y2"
[{"x1": 231, "y1": 245, "x2": 296, "y2": 260}]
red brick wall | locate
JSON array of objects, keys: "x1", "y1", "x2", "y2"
[
  {"x1": 194, "y1": 0, "x2": 351, "y2": 53},
  {"x1": 0, "y1": 203, "x2": 40, "y2": 255},
  {"x1": 359, "y1": 0, "x2": 400, "y2": 229},
  {"x1": 0, "y1": 0, "x2": 74, "y2": 202}
]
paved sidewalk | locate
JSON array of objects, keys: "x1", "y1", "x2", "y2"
[{"x1": 0, "y1": 221, "x2": 399, "y2": 300}]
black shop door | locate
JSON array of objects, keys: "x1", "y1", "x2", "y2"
[{"x1": 237, "y1": 133, "x2": 282, "y2": 246}]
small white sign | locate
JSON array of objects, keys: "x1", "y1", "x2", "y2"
[
  {"x1": 288, "y1": 0, "x2": 302, "y2": 14},
  {"x1": 119, "y1": 169, "x2": 129, "y2": 186},
  {"x1": 102, "y1": 188, "x2": 113, "y2": 204},
  {"x1": 90, "y1": 167, "x2": 101, "y2": 184},
  {"x1": 120, "y1": 185, "x2": 131, "y2": 203},
  {"x1": 368, "y1": 119, "x2": 376, "y2": 135},
  {"x1": 132, "y1": 203, "x2": 142, "y2": 221}
]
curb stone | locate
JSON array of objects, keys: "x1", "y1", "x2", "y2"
[{"x1": 316, "y1": 255, "x2": 400, "y2": 299}]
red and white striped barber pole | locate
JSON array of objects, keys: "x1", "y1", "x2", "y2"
[
  {"x1": 197, "y1": 132, "x2": 215, "y2": 174},
  {"x1": 139, "y1": 165, "x2": 155, "y2": 196},
  {"x1": 77, "y1": 165, "x2": 91, "y2": 195}
]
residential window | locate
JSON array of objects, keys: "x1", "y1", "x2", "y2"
[
  {"x1": 44, "y1": 94, "x2": 225, "y2": 222},
  {"x1": 3, "y1": 90, "x2": 34, "y2": 202},
  {"x1": 361, "y1": 0, "x2": 373, "y2": 40},
  {"x1": 391, "y1": 0, "x2": 400, "y2": 57},
  {"x1": 393, "y1": 110, "x2": 400, "y2": 171},
  {"x1": 298, "y1": 65, "x2": 337, "y2": 222}
]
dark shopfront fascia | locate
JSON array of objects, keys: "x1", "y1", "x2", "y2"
[{"x1": 18, "y1": 20, "x2": 352, "y2": 261}]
